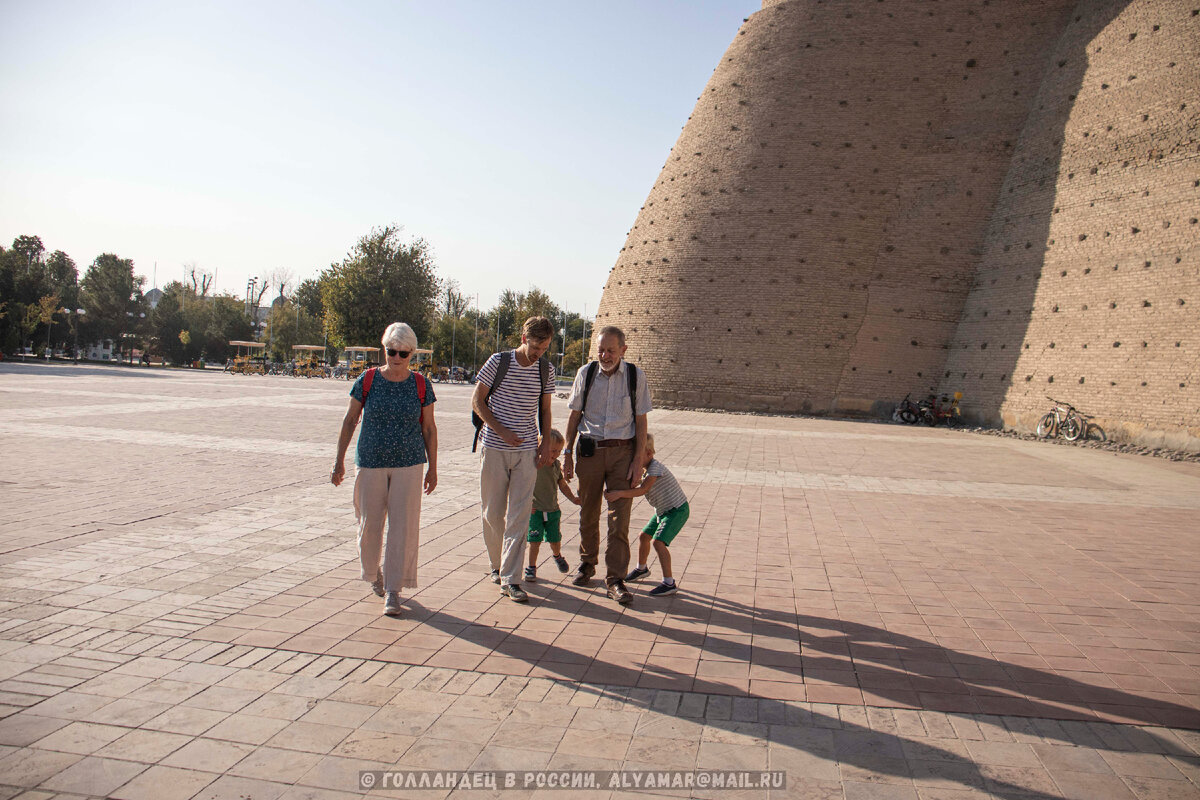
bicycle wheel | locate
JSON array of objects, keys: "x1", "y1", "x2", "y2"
[
  {"x1": 1036, "y1": 413, "x2": 1057, "y2": 438},
  {"x1": 899, "y1": 409, "x2": 917, "y2": 424},
  {"x1": 1063, "y1": 416, "x2": 1084, "y2": 442}
]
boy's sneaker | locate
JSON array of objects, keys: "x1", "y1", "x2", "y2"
[
  {"x1": 553, "y1": 555, "x2": 570, "y2": 573},
  {"x1": 524, "y1": 565, "x2": 537, "y2": 582},
  {"x1": 625, "y1": 565, "x2": 650, "y2": 582},
  {"x1": 370, "y1": 571, "x2": 384, "y2": 597},
  {"x1": 501, "y1": 584, "x2": 528, "y2": 603},
  {"x1": 488, "y1": 569, "x2": 501, "y2": 585},
  {"x1": 649, "y1": 581, "x2": 677, "y2": 597},
  {"x1": 384, "y1": 591, "x2": 402, "y2": 616}
]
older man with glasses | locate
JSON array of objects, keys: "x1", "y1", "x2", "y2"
[{"x1": 563, "y1": 325, "x2": 651, "y2": 606}]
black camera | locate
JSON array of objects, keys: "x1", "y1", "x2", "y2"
[{"x1": 577, "y1": 437, "x2": 596, "y2": 458}]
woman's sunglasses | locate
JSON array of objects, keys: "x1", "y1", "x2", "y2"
[{"x1": 386, "y1": 349, "x2": 411, "y2": 358}]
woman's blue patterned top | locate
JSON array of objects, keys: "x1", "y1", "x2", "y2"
[{"x1": 350, "y1": 371, "x2": 435, "y2": 468}]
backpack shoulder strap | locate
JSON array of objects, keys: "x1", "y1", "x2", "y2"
[
  {"x1": 415, "y1": 372, "x2": 427, "y2": 424},
  {"x1": 579, "y1": 360, "x2": 599, "y2": 412},
  {"x1": 626, "y1": 362, "x2": 638, "y2": 417},
  {"x1": 485, "y1": 351, "x2": 511, "y2": 404},
  {"x1": 536, "y1": 357, "x2": 550, "y2": 434},
  {"x1": 361, "y1": 367, "x2": 377, "y2": 407}
]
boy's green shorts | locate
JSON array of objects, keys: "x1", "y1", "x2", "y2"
[
  {"x1": 641, "y1": 502, "x2": 689, "y2": 546},
  {"x1": 527, "y1": 510, "x2": 562, "y2": 543}
]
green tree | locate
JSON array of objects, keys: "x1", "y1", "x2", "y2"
[
  {"x1": 197, "y1": 294, "x2": 254, "y2": 362},
  {"x1": 80, "y1": 253, "x2": 146, "y2": 347},
  {"x1": 20, "y1": 294, "x2": 60, "y2": 356},
  {"x1": 563, "y1": 336, "x2": 590, "y2": 374},
  {"x1": 11, "y1": 235, "x2": 45, "y2": 269},
  {"x1": 293, "y1": 277, "x2": 325, "y2": 318},
  {"x1": 320, "y1": 226, "x2": 438, "y2": 348},
  {"x1": 266, "y1": 299, "x2": 324, "y2": 361}
]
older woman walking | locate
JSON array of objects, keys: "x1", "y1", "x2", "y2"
[{"x1": 332, "y1": 322, "x2": 437, "y2": 616}]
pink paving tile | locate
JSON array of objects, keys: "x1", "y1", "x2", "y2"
[
  {"x1": 749, "y1": 680, "x2": 806, "y2": 701},
  {"x1": 804, "y1": 685, "x2": 865, "y2": 705}
]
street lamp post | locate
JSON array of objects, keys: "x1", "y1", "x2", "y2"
[
  {"x1": 46, "y1": 310, "x2": 57, "y2": 360},
  {"x1": 72, "y1": 309, "x2": 85, "y2": 363},
  {"x1": 471, "y1": 294, "x2": 479, "y2": 376}
]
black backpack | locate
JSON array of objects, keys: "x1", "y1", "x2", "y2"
[
  {"x1": 471, "y1": 351, "x2": 551, "y2": 452},
  {"x1": 578, "y1": 360, "x2": 638, "y2": 419}
]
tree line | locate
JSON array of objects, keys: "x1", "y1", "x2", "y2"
[{"x1": 0, "y1": 227, "x2": 592, "y2": 372}]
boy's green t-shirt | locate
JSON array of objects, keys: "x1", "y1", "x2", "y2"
[{"x1": 531, "y1": 460, "x2": 563, "y2": 512}]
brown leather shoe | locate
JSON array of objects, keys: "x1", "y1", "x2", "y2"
[{"x1": 607, "y1": 581, "x2": 633, "y2": 606}]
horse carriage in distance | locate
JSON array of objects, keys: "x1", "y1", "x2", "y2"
[{"x1": 226, "y1": 340, "x2": 267, "y2": 375}]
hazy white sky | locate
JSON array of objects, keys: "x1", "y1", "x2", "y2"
[{"x1": 1, "y1": 0, "x2": 759, "y2": 313}]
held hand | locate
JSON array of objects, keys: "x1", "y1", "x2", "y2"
[
  {"x1": 563, "y1": 453, "x2": 574, "y2": 481},
  {"x1": 424, "y1": 469, "x2": 437, "y2": 495},
  {"x1": 604, "y1": 490, "x2": 623, "y2": 503},
  {"x1": 570, "y1": 496, "x2": 581, "y2": 506},
  {"x1": 535, "y1": 441, "x2": 551, "y2": 468},
  {"x1": 627, "y1": 461, "x2": 643, "y2": 488},
  {"x1": 331, "y1": 463, "x2": 346, "y2": 487}
]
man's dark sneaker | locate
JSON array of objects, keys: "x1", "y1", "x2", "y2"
[
  {"x1": 625, "y1": 565, "x2": 650, "y2": 583},
  {"x1": 553, "y1": 555, "x2": 570, "y2": 573},
  {"x1": 501, "y1": 584, "x2": 529, "y2": 603},
  {"x1": 524, "y1": 565, "x2": 537, "y2": 582},
  {"x1": 648, "y1": 581, "x2": 677, "y2": 597},
  {"x1": 607, "y1": 581, "x2": 633, "y2": 606},
  {"x1": 489, "y1": 569, "x2": 501, "y2": 585},
  {"x1": 572, "y1": 566, "x2": 594, "y2": 587}
]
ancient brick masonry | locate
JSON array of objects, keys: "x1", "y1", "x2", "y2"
[{"x1": 595, "y1": 0, "x2": 1199, "y2": 450}]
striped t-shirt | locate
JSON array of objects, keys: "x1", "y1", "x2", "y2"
[
  {"x1": 477, "y1": 351, "x2": 556, "y2": 451},
  {"x1": 644, "y1": 459, "x2": 687, "y2": 514}
]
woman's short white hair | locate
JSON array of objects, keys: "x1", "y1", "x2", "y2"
[{"x1": 381, "y1": 322, "x2": 418, "y2": 351}]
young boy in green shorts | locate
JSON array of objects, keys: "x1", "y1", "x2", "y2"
[
  {"x1": 525, "y1": 429, "x2": 580, "y2": 582},
  {"x1": 605, "y1": 433, "x2": 689, "y2": 596}
]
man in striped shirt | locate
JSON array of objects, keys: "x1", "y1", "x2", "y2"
[{"x1": 472, "y1": 316, "x2": 556, "y2": 603}]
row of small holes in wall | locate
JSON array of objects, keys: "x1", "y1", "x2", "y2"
[
  {"x1": 975, "y1": 255, "x2": 1188, "y2": 289},
  {"x1": 1023, "y1": 375, "x2": 1189, "y2": 388},
  {"x1": 1070, "y1": 220, "x2": 1197, "y2": 241},
  {"x1": 1050, "y1": 298, "x2": 1187, "y2": 311}
]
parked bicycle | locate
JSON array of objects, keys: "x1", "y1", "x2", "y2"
[
  {"x1": 917, "y1": 392, "x2": 962, "y2": 426},
  {"x1": 893, "y1": 394, "x2": 921, "y2": 424},
  {"x1": 1037, "y1": 397, "x2": 1087, "y2": 442}
]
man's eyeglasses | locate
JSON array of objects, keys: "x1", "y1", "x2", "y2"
[{"x1": 386, "y1": 349, "x2": 411, "y2": 358}]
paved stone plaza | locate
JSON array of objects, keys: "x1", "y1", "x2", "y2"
[{"x1": 1, "y1": 361, "x2": 1198, "y2": 799}]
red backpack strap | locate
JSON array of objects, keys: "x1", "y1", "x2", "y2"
[
  {"x1": 361, "y1": 367, "x2": 377, "y2": 407},
  {"x1": 415, "y1": 372, "x2": 427, "y2": 424}
]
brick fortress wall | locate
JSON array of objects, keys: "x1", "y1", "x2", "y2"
[
  {"x1": 941, "y1": 0, "x2": 1199, "y2": 448},
  {"x1": 594, "y1": 0, "x2": 1199, "y2": 449}
]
